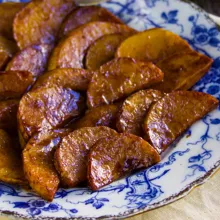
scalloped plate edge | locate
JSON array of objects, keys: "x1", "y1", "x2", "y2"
[
  {"x1": 209, "y1": 14, "x2": 220, "y2": 25},
  {"x1": 179, "y1": 0, "x2": 220, "y2": 28},
  {"x1": 0, "y1": 160, "x2": 219, "y2": 220},
  {"x1": 115, "y1": 160, "x2": 220, "y2": 220}
]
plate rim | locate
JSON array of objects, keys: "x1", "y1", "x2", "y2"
[
  {"x1": 0, "y1": 162, "x2": 219, "y2": 220},
  {"x1": 0, "y1": 0, "x2": 220, "y2": 219}
]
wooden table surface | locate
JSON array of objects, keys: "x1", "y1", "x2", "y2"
[{"x1": 191, "y1": 0, "x2": 220, "y2": 16}]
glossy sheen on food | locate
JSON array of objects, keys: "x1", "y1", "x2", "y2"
[
  {"x1": 85, "y1": 33, "x2": 131, "y2": 70},
  {"x1": 0, "y1": 36, "x2": 18, "y2": 70},
  {"x1": 13, "y1": 0, "x2": 76, "y2": 49},
  {"x1": 0, "y1": 100, "x2": 19, "y2": 131},
  {"x1": 23, "y1": 129, "x2": 70, "y2": 201},
  {"x1": 71, "y1": 104, "x2": 119, "y2": 129},
  {"x1": 54, "y1": 126, "x2": 118, "y2": 187},
  {"x1": 48, "y1": 22, "x2": 136, "y2": 70},
  {"x1": 0, "y1": 129, "x2": 27, "y2": 185},
  {"x1": 18, "y1": 86, "x2": 85, "y2": 144},
  {"x1": 0, "y1": 2, "x2": 26, "y2": 40},
  {"x1": 87, "y1": 58, "x2": 164, "y2": 108},
  {"x1": 88, "y1": 133, "x2": 160, "y2": 190},
  {"x1": 144, "y1": 91, "x2": 219, "y2": 154},
  {"x1": 116, "y1": 28, "x2": 192, "y2": 63},
  {"x1": 6, "y1": 44, "x2": 53, "y2": 78},
  {"x1": 59, "y1": 6, "x2": 123, "y2": 38},
  {"x1": 0, "y1": 71, "x2": 34, "y2": 100},
  {"x1": 152, "y1": 51, "x2": 213, "y2": 92},
  {"x1": 116, "y1": 90, "x2": 164, "y2": 136},
  {"x1": 33, "y1": 68, "x2": 93, "y2": 91}
]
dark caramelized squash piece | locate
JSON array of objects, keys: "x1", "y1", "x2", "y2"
[
  {"x1": 0, "y1": 100, "x2": 19, "y2": 131},
  {"x1": 0, "y1": 129, "x2": 27, "y2": 186},
  {"x1": 23, "y1": 129, "x2": 70, "y2": 201},
  {"x1": 13, "y1": 0, "x2": 76, "y2": 49},
  {"x1": 48, "y1": 22, "x2": 136, "y2": 70},
  {"x1": 6, "y1": 44, "x2": 53, "y2": 79},
  {"x1": 152, "y1": 51, "x2": 213, "y2": 92},
  {"x1": 33, "y1": 68, "x2": 93, "y2": 91},
  {"x1": 59, "y1": 6, "x2": 123, "y2": 38},
  {"x1": 87, "y1": 58, "x2": 164, "y2": 108},
  {"x1": 0, "y1": 2, "x2": 26, "y2": 40},
  {"x1": 144, "y1": 91, "x2": 219, "y2": 154},
  {"x1": 18, "y1": 86, "x2": 85, "y2": 145},
  {"x1": 0, "y1": 71, "x2": 34, "y2": 100},
  {"x1": 116, "y1": 89, "x2": 164, "y2": 136},
  {"x1": 0, "y1": 36, "x2": 18, "y2": 70},
  {"x1": 54, "y1": 127, "x2": 118, "y2": 187},
  {"x1": 85, "y1": 33, "x2": 131, "y2": 70},
  {"x1": 70, "y1": 104, "x2": 119, "y2": 129},
  {"x1": 88, "y1": 133, "x2": 160, "y2": 190}
]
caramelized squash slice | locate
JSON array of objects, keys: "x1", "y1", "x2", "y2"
[
  {"x1": 13, "y1": 0, "x2": 76, "y2": 49},
  {"x1": 116, "y1": 89, "x2": 164, "y2": 136},
  {"x1": 0, "y1": 71, "x2": 34, "y2": 100},
  {"x1": 0, "y1": 36, "x2": 18, "y2": 70},
  {"x1": 33, "y1": 68, "x2": 93, "y2": 91},
  {"x1": 70, "y1": 104, "x2": 119, "y2": 129},
  {"x1": 116, "y1": 28, "x2": 192, "y2": 63},
  {"x1": 23, "y1": 129, "x2": 70, "y2": 201},
  {"x1": 59, "y1": 6, "x2": 123, "y2": 38},
  {"x1": 18, "y1": 86, "x2": 85, "y2": 145},
  {"x1": 88, "y1": 133, "x2": 160, "y2": 190},
  {"x1": 0, "y1": 2, "x2": 26, "y2": 40},
  {"x1": 87, "y1": 58, "x2": 164, "y2": 108},
  {"x1": 54, "y1": 126, "x2": 118, "y2": 187},
  {"x1": 144, "y1": 91, "x2": 219, "y2": 154},
  {"x1": 0, "y1": 53, "x2": 8, "y2": 71},
  {"x1": 48, "y1": 22, "x2": 136, "y2": 70},
  {"x1": 152, "y1": 51, "x2": 213, "y2": 92},
  {"x1": 0, "y1": 100, "x2": 19, "y2": 132},
  {"x1": 6, "y1": 44, "x2": 53, "y2": 79},
  {"x1": 0, "y1": 129, "x2": 27, "y2": 186},
  {"x1": 85, "y1": 33, "x2": 131, "y2": 70}
]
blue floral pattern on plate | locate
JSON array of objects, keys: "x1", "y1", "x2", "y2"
[{"x1": 0, "y1": 0, "x2": 219, "y2": 219}]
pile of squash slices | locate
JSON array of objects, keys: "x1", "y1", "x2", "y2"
[{"x1": 0, "y1": 0, "x2": 218, "y2": 201}]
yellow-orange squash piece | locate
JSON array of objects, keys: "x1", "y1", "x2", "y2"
[{"x1": 116, "y1": 28, "x2": 192, "y2": 63}]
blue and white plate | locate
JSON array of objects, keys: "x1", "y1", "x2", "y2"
[{"x1": 0, "y1": 0, "x2": 220, "y2": 219}]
